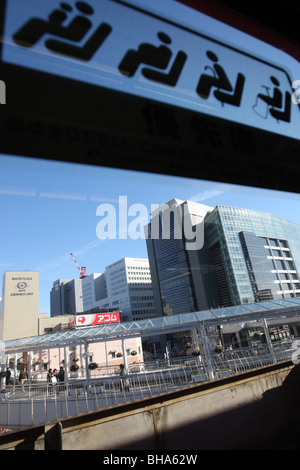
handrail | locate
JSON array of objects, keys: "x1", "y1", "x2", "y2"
[
  {"x1": 0, "y1": 340, "x2": 296, "y2": 433},
  {"x1": 0, "y1": 358, "x2": 296, "y2": 450}
]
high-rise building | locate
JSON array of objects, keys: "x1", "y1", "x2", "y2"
[
  {"x1": 205, "y1": 205, "x2": 300, "y2": 307},
  {"x1": 146, "y1": 201, "x2": 300, "y2": 316},
  {"x1": 50, "y1": 258, "x2": 156, "y2": 322},
  {"x1": 146, "y1": 199, "x2": 215, "y2": 316},
  {"x1": 0, "y1": 271, "x2": 40, "y2": 340},
  {"x1": 105, "y1": 258, "x2": 155, "y2": 322},
  {"x1": 50, "y1": 278, "x2": 83, "y2": 316},
  {"x1": 81, "y1": 273, "x2": 107, "y2": 312}
]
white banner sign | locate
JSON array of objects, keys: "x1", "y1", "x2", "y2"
[{"x1": 2, "y1": 0, "x2": 300, "y2": 138}]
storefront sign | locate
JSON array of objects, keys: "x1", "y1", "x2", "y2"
[{"x1": 75, "y1": 312, "x2": 120, "y2": 327}]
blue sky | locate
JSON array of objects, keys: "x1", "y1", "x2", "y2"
[
  {"x1": 1, "y1": 0, "x2": 300, "y2": 315},
  {"x1": 1, "y1": 154, "x2": 300, "y2": 316}
]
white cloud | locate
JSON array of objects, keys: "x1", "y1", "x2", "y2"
[
  {"x1": 190, "y1": 185, "x2": 230, "y2": 203},
  {"x1": 0, "y1": 188, "x2": 36, "y2": 197},
  {"x1": 39, "y1": 192, "x2": 87, "y2": 201}
]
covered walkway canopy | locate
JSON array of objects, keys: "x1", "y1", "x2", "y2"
[{"x1": 4, "y1": 298, "x2": 300, "y2": 354}]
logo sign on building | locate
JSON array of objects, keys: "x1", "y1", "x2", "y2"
[
  {"x1": 2, "y1": 0, "x2": 299, "y2": 139},
  {"x1": 10, "y1": 276, "x2": 34, "y2": 297},
  {"x1": 75, "y1": 312, "x2": 120, "y2": 327}
]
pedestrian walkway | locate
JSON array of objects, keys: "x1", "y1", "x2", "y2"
[{"x1": 0, "y1": 339, "x2": 297, "y2": 431}]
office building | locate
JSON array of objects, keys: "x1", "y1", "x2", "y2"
[
  {"x1": 0, "y1": 271, "x2": 40, "y2": 340},
  {"x1": 146, "y1": 201, "x2": 300, "y2": 316},
  {"x1": 50, "y1": 258, "x2": 156, "y2": 322},
  {"x1": 146, "y1": 199, "x2": 215, "y2": 316},
  {"x1": 81, "y1": 273, "x2": 107, "y2": 312},
  {"x1": 50, "y1": 275, "x2": 108, "y2": 317},
  {"x1": 105, "y1": 258, "x2": 155, "y2": 322},
  {"x1": 205, "y1": 205, "x2": 300, "y2": 307},
  {"x1": 50, "y1": 278, "x2": 83, "y2": 316}
]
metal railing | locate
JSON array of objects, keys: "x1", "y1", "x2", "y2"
[{"x1": 0, "y1": 339, "x2": 297, "y2": 430}]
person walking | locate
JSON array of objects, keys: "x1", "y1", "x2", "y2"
[
  {"x1": 57, "y1": 366, "x2": 65, "y2": 382},
  {"x1": 57, "y1": 366, "x2": 65, "y2": 392},
  {"x1": 47, "y1": 368, "x2": 53, "y2": 383},
  {"x1": 47, "y1": 368, "x2": 56, "y2": 395},
  {"x1": 119, "y1": 364, "x2": 130, "y2": 392},
  {"x1": 52, "y1": 369, "x2": 58, "y2": 390},
  {"x1": 19, "y1": 368, "x2": 28, "y2": 391},
  {"x1": 5, "y1": 367, "x2": 11, "y2": 387}
]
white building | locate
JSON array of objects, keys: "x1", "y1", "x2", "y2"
[
  {"x1": 105, "y1": 258, "x2": 155, "y2": 322},
  {"x1": 81, "y1": 273, "x2": 107, "y2": 312},
  {"x1": 51, "y1": 258, "x2": 156, "y2": 322}
]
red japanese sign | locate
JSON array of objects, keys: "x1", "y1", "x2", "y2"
[{"x1": 75, "y1": 312, "x2": 120, "y2": 327}]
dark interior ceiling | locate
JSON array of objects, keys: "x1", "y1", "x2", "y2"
[
  {"x1": 216, "y1": 0, "x2": 300, "y2": 46},
  {"x1": 176, "y1": 0, "x2": 300, "y2": 61}
]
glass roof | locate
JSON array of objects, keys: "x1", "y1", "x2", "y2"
[
  {"x1": 237, "y1": 303, "x2": 268, "y2": 312},
  {"x1": 4, "y1": 298, "x2": 300, "y2": 352},
  {"x1": 224, "y1": 305, "x2": 252, "y2": 315}
]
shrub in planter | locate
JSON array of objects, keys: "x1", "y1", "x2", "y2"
[
  {"x1": 70, "y1": 364, "x2": 79, "y2": 372},
  {"x1": 116, "y1": 352, "x2": 123, "y2": 358},
  {"x1": 192, "y1": 348, "x2": 201, "y2": 356},
  {"x1": 130, "y1": 350, "x2": 137, "y2": 356},
  {"x1": 253, "y1": 332, "x2": 261, "y2": 339},
  {"x1": 214, "y1": 345, "x2": 223, "y2": 354},
  {"x1": 88, "y1": 362, "x2": 98, "y2": 370}
]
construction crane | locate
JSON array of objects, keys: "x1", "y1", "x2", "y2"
[{"x1": 70, "y1": 252, "x2": 88, "y2": 279}]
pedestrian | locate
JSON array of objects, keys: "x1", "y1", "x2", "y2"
[
  {"x1": 5, "y1": 367, "x2": 11, "y2": 387},
  {"x1": 57, "y1": 366, "x2": 65, "y2": 392},
  {"x1": 57, "y1": 366, "x2": 65, "y2": 382},
  {"x1": 47, "y1": 368, "x2": 57, "y2": 395},
  {"x1": 51, "y1": 369, "x2": 58, "y2": 387},
  {"x1": 47, "y1": 368, "x2": 53, "y2": 383},
  {"x1": 119, "y1": 364, "x2": 130, "y2": 392},
  {"x1": 19, "y1": 368, "x2": 28, "y2": 391}
]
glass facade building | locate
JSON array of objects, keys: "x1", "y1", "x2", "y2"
[
  {"x1": 150, "y1": 232, "x2": 197, "y2": 316},
  {"x1": 205, "y1": 205, "x2": 300, "y2": 307},
  {"x1": 146, "y1": 199, "x2": 216, "y2": 316},
  {"x1": 146, "y1": 200, "x2": 198, "y2": 316},
  {"x1": 147, "y1": 201, "x2": 300, "y2": 316}
]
